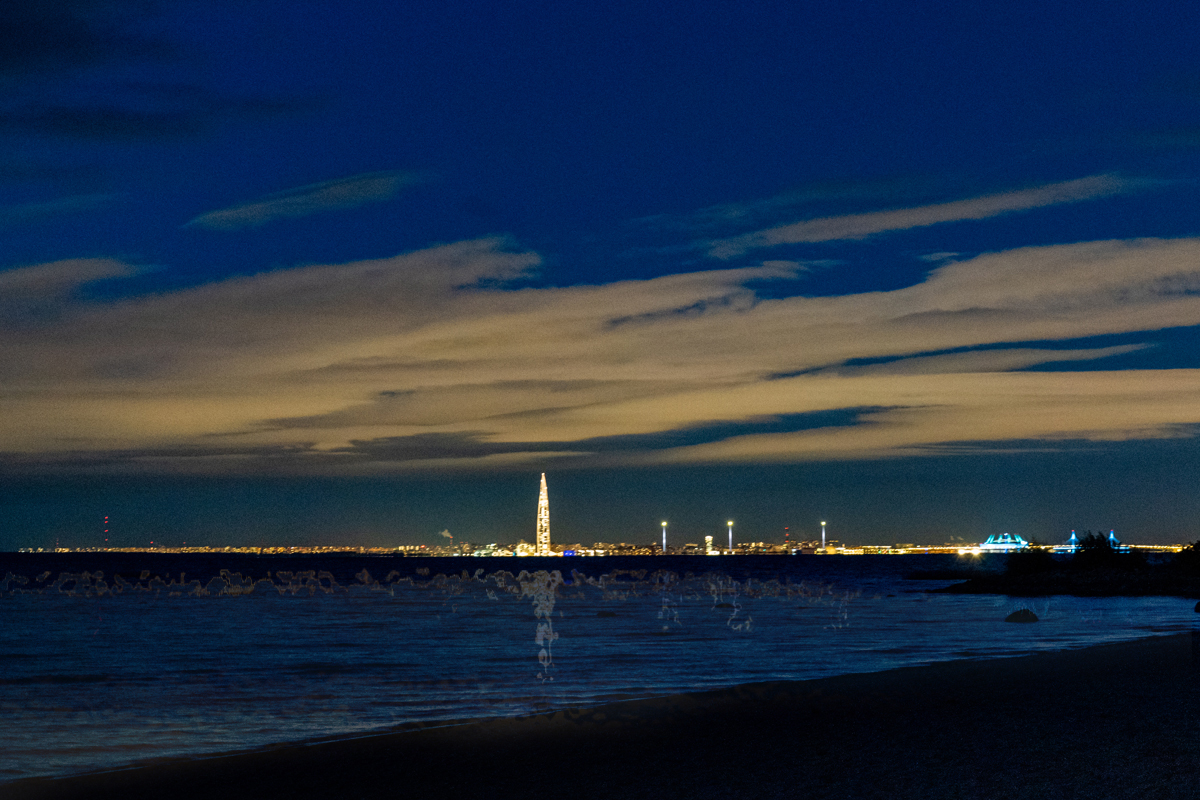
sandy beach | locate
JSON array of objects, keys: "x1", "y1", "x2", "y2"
[{"x1": 6, "y1": 631, "x2": 1199, "y2": 800}]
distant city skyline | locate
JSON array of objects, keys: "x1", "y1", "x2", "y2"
[
  {"x1": 23, "y1": 529, "x2": 1186, "y2": 556},
  {"x1": 5, "y1": 455, "x2": 1197, "y2": 551}
]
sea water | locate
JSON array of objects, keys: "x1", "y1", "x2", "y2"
[{"x1": 1, "y1": 554, "x2": 1194, "y2": 783}]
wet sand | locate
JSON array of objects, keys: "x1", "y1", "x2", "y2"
[{"x1": 6, "y1": 632, "x2": 1200, "y2": 800}]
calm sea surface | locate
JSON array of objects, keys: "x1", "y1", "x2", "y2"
[{"x1": 1, "y1": 553, "x2": 1194, "y2": 783}]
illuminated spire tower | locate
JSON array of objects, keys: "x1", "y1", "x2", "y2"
[{"x1": 536, "y1": 473, "x2": 550, "y2": 556}]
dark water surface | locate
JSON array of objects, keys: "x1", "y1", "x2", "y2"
[{"x1": 1, "y1": 554, "x2": 1193, "y2": 782}]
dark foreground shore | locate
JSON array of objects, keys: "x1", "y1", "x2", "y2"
[{"x1": 7, "y1": 633, "x2": 1200, "y2": 800}]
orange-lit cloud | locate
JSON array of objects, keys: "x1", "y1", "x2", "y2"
[{"x1": 4, "y1": 234, "x2": 1200, "y2": 473}]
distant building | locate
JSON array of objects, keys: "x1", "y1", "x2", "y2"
[
  {"x1": 536, "y1": 473, "x2": 551, "y2": 556},
  {"x1": 1107, "y1": 530, "x2": 1131, "y2": 553},
  {"x1": 472, "y1": 543, "x2": 514, "y2": 557},
  {"x1": 1054, "y1": 530, "x2": 1082, "y2": 554},
  {"x1": 978, "y1": 532, "x2": 1029, "y2": 552},
  {"x1": 1053, "y1": 529, "x2": 1130, "y2": 554}
]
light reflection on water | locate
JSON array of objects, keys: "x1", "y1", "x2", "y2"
[{"x1": 0, "y1": 560, "x2": 1194, "y2": 782}]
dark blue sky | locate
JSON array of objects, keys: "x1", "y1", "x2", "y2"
[{"x1": 4, "y1": 1, "x2": 1200, "y2": 548}]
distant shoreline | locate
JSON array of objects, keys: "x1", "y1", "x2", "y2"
[{"x1": 7, "y1": 544, "x2": 1187, "y2": 556}]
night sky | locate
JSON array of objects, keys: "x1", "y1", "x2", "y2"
[{"x1": 4, "y1": 1, "x2": 1200, "y2": 549}]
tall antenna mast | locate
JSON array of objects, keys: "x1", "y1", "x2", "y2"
[{"x1": 536, "y1": 473, "x2": 550, "y2": 556}]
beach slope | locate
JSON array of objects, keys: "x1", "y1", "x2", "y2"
[{"x1": 6, "y1": 633, "x2": 1200, "y2": 800}]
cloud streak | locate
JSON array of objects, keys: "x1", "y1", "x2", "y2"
[
  {"x1": 4, "y1": 235, "x2": 1200, "y2": 473},
  {"x1": 186, "y1": 171, "x2": 422, "y2": 230},
  {"x1": 706, "y1": 175, "x2": 1141, "y2": 258}
]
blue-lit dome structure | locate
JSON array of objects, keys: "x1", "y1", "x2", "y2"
[{"x1": 978, "y1": 532, "x2": 1029, "y2": 552}]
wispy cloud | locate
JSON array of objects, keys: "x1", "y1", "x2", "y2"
[
  {"x1": 5, "y1": 236, "x2": 1200, "y2": 472},
  {"x1": 807, "y1": 345, "x2": 1147, "y2": 377},
  {"x1": 631, "y1": 178, "x2": 910, "y2": 235},
  {"x1": 646, "y1": 369, "x2": 1200, "y2": 465},
  {"x1": 186, "y1": 171, "x2": 422, "y2": 230},
  {"x1": 0, "y1": 257, "x2": 134, "y2": 292},
  {"x1": 706, "y1": 175, "x2": 1142, "y2": 258}
]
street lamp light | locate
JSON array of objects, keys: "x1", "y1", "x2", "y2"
[
  {"x1": 727, "y1": 521, "x2": 734, "y2": 554},
  {"x1": 821, "y1": 520, "x2": 827, "y2": 550},
  {"x1": 661, "y1": 521, "x2": 668, "y2": 554}
]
